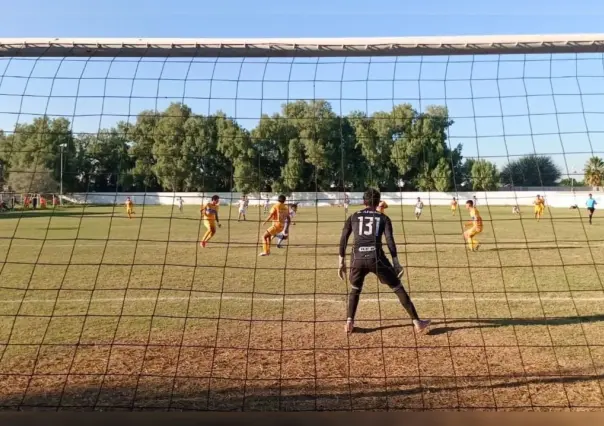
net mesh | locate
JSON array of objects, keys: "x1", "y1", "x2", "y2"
[{"x1": 0, "y1": 48, "x2": 603, "y2": 411}]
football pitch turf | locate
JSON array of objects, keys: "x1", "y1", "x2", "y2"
[{"x1": 1, "y1": 202, "x2": 604, "y2": 411}]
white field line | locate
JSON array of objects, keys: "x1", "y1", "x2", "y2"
[{"x1": 1, "y1": 294, "x2": 604, "y2": 304}]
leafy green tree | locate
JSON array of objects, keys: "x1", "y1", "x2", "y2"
[
  {"x1": 500, "y1": 155, "x2": 561, "y2": 187},
  {"x1": 215, "y1": 112, "x2": 259, "y2": 193},
  {"x1": 584, "y1": 156, "x2": 604, "y2": 190},
  {"x1": 7, "y1": 164, "x2": 58, "y2": 194},
  {"x1": 129, "y1": 110, "x2": 161, "y2": 191},
  {"x1": 81, "y1": 125, "x2": 133, "y2": 191},
  {"x1": 3, "y1": 117, "x2": 77, "y2": 191},
  {"x1": 471, "y1": 159, "x2": 499, "y2": 191},
  {"x1": 182, "y1": 115, "x2": 230, "y2": 191},
  {"x1": 559, "y1": 177, "x2": 584, "y2": 187}
]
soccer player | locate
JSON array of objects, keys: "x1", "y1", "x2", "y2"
[
  {"x1": 237, "y1": 195, "x2": 248, "y2": 222},
  {"x1": 533, "y1": 194, "x2": 545, "y2": 221},
  {"x1": 512, "y1": 205, "x2": 520, "y2": 215},
  {"x1": 177, "y1": 197, "x2": 184, "y2": 213},
  {"x1": 200, "y1": 195, "x2": 222, "y2": 248},
  {"x1": 259, "y1": 194, "x2": 290, "y2": 256},
  {"x1": 586, "y1": 193, "x2": 597, "y2": 225},
  {"x1": 343, "y1": 194, "x2": 350, "y2": 216},
  {"x1": 414, "y1": 197, "x2": 424, "y2": 220},
  {"x1": 276, "y1": 204, "x2": 298, "y2": 249},
  {"x1": 338, "y1": 189, "x2": 431, "y2": 335},
  {"x1": 125, "y1": 197, "x2": 134, "y2": 219},
  {"x1": 464, "y1": 199, "x2": 483, "y2": 252},
  {"x1": 473, "y1": 196, "x2": 478, "y2": 207},
  {"x1": 263, "y1": 197, "x2": 270, "y2": 214},
  {"x1": 451, "y1": 197, "x2": 458, "y2": 215},
  {"x1": 376, "y1": 200, "x2": 388, "y2": 214}
]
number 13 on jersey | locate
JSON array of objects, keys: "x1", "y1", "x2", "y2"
[{"x1": 358, "y1": 216, "x2": 381, "y2": 236}]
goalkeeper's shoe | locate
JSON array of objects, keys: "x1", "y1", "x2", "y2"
[
  {"x1": 345, "y1": 318, "x2": 354, "y2": 334},
  {"x1": 413, "y1": 319, "x2": 431, "y2": 335}
]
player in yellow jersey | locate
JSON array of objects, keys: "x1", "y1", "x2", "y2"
[
  {"x1": 125, "y1": 197, "x2": 134, "y2": 219},
  {"x1": 464, "y1": 199, "x2": 483, "y2": 252},
  {"x1": 259, "y1": 194, "x2": 290, "y2": 256},
  {"x1": 376, "y1": 200, "x2": 388, "y2": 214},
  {"x1": 451, "y1": 197, "x2": 458, "y2": 215},
  {"x1": 533, "y1": 194, "x2": 545, "y2": 221},
  {"x1": 199, "y1": 195, "x2": 222, "y2": 248}
]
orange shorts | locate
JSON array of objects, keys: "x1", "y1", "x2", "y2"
[{"x1": 267, "y1": 223, "x2": 284, "y2": 237}]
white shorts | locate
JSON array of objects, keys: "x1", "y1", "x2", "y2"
[
  {"x1": 415, "y1": 208, "x2": 422, "y2": 215},
  {"x1": 239, "y1": 208, "x2": 247, "y2": 214},
  {"x1": 343, "y1": 203, "x2": 349, "y2": 209}
]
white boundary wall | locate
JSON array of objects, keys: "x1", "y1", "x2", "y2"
[{"x1": 63, "y1": 190, "x2": 601, "y2": 209}]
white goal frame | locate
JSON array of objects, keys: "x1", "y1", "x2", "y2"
[{"x1": 2, "y1": 34, "x2": 604, "y2": 58}]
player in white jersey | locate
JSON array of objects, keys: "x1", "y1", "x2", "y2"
[
  {"x1": 177, "y1": 197, "x2": 184, "y2": 213},
  {"x1": 237, "y1": 195, "x2": 248, "y2": 221},
  {"x1": 414, "y1": 197, "x2": 424, "y2": 220},
  {"x1": 343, "y1": 194, "x2": 350, "y2": 215},
  {"x1": 276, "y1": 204, "x2": 298, "y2": 248},
  {"x1": 263, "y1": 197, "x2": 270, "y2": 214}
]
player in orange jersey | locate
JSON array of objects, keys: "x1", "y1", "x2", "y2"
[
  {"x1": 259, "y1": 194, "x2": 290, "y2": 256},
  {"x1": 200, "y1": 195, "x2": 221, "y2": 248},
  {"x1": 451, "y1": 197, "x2": 458, "y2": 215},
  {"x1": 125, "y1": 197, "x2": 134, "y2": 219},
  {"x1": 533, "y1": 194, "x2": 545, "y2": 221},
  {"x1": 464, "y1": 199, "x2": 483, "y2": 252}
]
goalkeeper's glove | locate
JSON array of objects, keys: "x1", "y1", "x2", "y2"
[
  {"x1": 393, "y1": 257, "x2": 404, "y2": 278},
  {"x1": 217, "y1": 222, "x2": 222, "y2": 228},
  {"x1": 338, "y1": 256, "x2": 347, "y2": 281}
]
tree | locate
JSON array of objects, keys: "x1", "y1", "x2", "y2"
[
  {"x1": 130, "y1": 110, "x2": 161, "y2": 191},
  {"x1": 7, "y1": 165, "x2": 59, "y2": 194},
  {"x1": 471, "y1": 159, "x2": 499, "y2": 191},
  {"x1": 559, "y1": 177, "x2": 584, "y2": 187},
  {"x1": 584, "y1": 156, "x2": 604, "y2": 190},
  {"x1": 4, "y1": 117, "x2": 77, "y2": 191},
  {"x1": 81, "y1": 124, "x2": 133, "y2": 192},
  {"x1": 500, "y1": 155, "x2": 561, "y2": 187}
]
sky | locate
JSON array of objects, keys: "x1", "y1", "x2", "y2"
[{"x1": 2, "y1": 0, "x2": 604, "y2": 180}]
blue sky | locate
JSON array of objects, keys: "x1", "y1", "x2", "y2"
[{"x1": 2, "y1": 0, "x2": 604, "y2": 179}]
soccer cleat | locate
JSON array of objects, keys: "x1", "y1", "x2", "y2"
[
  {"x1": 345, "y1": 318, "x2": 354, "y2": 334},
  {"x1": 200, "y1": 241, "x2": 207, "y2": 248},
  {"x1": 259, "y1": 252, "x2": 269, "y2": 257},
  {"x1": 413, "y1": 319, "x2": 431, "y2": 335}
]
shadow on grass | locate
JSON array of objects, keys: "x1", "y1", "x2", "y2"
[
  {"x1": 0, "y1": 210, "x2": 113, "y2": 220},
  {"x1": 1, "y1": 368, "x2": 603, "y2": 411},
  {"x1": 353, "y1": 314, "x2": 604, "y2": 336},
  {"x1": 428, "y1": 314, "x2": 604, "y2": 336}
]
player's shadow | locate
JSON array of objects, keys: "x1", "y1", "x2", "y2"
[
  {"x1": 0, "y1": 210, "x2": 111, "y2": 219},
  {"x1": 352, "y1": 314, "x2": 604, "y2": 335},
  {"x1": 428, "y1": 314, "x2": 604, "y2": 336}
]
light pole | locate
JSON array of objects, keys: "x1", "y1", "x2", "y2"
[{"x1": 59, "y1": 143, "x2": 67, "y2": 204}]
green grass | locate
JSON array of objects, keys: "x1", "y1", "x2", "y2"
[{"x1": 0, "y1": 202, "x2": 604, "y2": 411}]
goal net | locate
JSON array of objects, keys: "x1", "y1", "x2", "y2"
[{"x1": 0, "y1": 36, "x2": 603, "y2": 411}]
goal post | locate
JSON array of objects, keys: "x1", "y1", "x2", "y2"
[
  {"x1": 3, "y1": 34, "x2": 604, "y2": 57},
  {"x1": 1, "y1": 34, "x2": 604, "y2": 411}
]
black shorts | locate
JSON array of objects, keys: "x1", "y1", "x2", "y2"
[
  {"x1": 348, "y1": 251, "x2": 400, "y2": 291},
  {"x1": 588, "y1": 207, "x2": 595, "y2": 214}
]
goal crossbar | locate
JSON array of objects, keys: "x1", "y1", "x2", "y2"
[{"x1": 3, "y1": 34, "x2": 604, "y2": 58}]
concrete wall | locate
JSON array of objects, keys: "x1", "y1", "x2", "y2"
[{"x1": 62, "y1": 190, "x2": 602, "y2": 209}]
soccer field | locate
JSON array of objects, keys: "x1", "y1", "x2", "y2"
[{"x1": 1, "y1": 203, "x2": 604, "y2": 411}]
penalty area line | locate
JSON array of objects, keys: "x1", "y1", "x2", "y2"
[{"x1": 0, "y1": 294, "x2": 603, "y2": 304}]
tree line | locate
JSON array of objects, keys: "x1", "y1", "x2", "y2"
[{"x1": 0, "y1": 100, "x2": 602, "y2": 194}]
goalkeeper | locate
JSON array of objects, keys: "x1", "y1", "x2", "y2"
[{"x1": 338, "y1": 188, "x2": 431, "y2": 335}]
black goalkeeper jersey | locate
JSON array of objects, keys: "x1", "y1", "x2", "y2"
[{"x1": 339, "y1": 208, "x2": 398, "y2": 258}]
